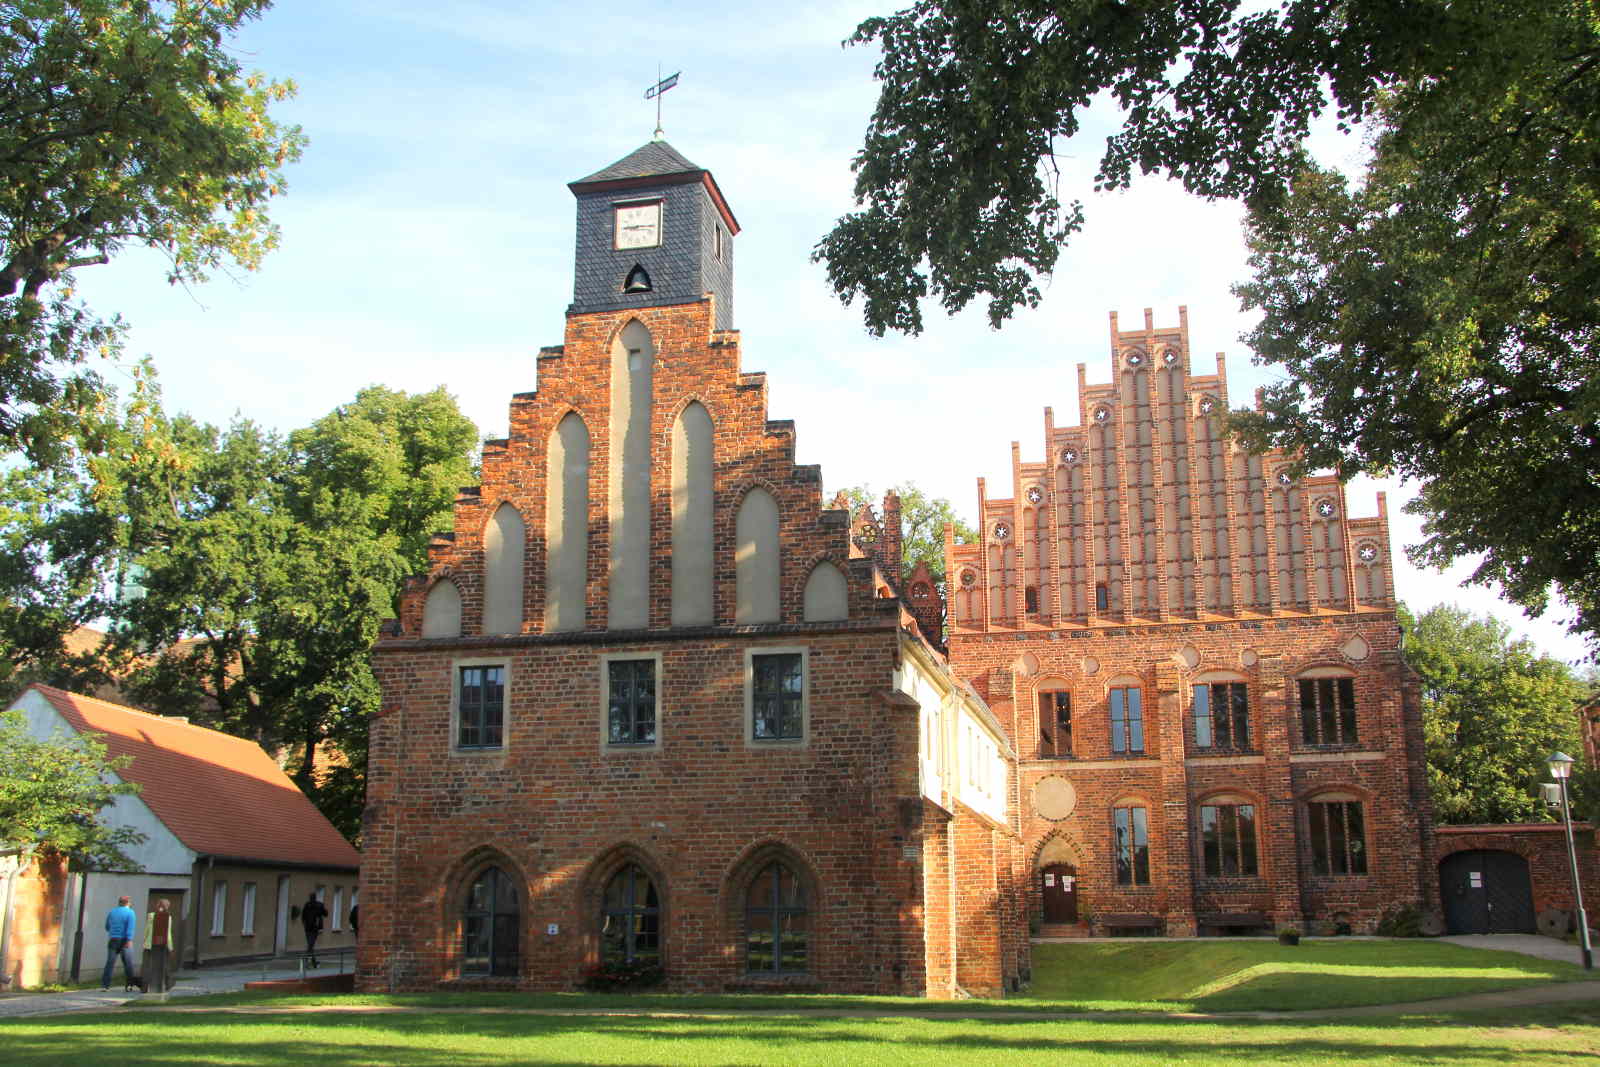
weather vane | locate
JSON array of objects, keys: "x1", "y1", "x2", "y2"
[{"x1": 645, "y1": 68, "x2": 680, "y2": 141}]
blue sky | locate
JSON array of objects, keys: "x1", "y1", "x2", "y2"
[{"x1": 73, "y1": 0, "x2": 1590, "y2": 663}]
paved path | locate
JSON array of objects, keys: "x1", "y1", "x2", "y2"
[
  {"x1": 1437, "y1": 932, "x2": 1592, "y2": 967},
  {"x1": 0, "y1": 961, "x2": 350, "y2": 1020}
]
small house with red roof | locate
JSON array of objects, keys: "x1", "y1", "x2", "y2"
[{"x1": 1, "y1": 685, "x2": 359, "y2": 986}]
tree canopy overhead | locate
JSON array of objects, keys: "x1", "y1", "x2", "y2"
[
  {"x1": 817, "y1": 0, "x2": 1467, "y2": 336},
  {"x1": 0, "y1": 0, "x2": 302, "y2": 463},
  {"x1": 823, "y1": 0, "x2": 1600, "y2": 651}
]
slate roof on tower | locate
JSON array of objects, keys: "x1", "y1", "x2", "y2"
[
  {"x1": 23, "y1": 684, "x2": 359, "y2": 870},
  {"x1": 571, "y1": 139, "x2": 702, "y2": 185}
]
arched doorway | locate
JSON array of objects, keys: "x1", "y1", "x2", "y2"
[
  {"x1": 1041, "y1": 863, "x2": 1079, "y2": 924},
  {"x1": 1440, "y1": 850, "x2": 1536, "y2": 934}
]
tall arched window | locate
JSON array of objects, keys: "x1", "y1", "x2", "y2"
[
  {"x1": 601, "y1": 864, "x2": 660, "y2": 966},
  {"x1": 746, "y1": 861, "x2": 807, "y2": 973},
  {"x1": 462, "y1": 866, "x2": 518, "y2": 977}
]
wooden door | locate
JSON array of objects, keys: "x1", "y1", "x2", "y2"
[
  {"x1": 1441, "y1": 850, "x2": 1536, "y2": 934},
  {"x1": 1041, "y1": 864, "x2": 1078, "y2": 923}
]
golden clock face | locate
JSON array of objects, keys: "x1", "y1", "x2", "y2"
[{"x1": 615, "y1": 202, "x2": 661, "y2": 249}]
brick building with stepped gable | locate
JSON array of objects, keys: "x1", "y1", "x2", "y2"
[
  {"x1": 940, "y1": 307, "x2": 1433, "y2": 937},
  {"x1": 357, "y1": 140, "x2": 1026, "y2": 996}
]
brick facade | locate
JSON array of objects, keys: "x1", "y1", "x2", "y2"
[
  {"x1": 943, "y1": 308, "x2": 1434, "y2": 936},
  {"x1": 360, "y1": 142, "x2": 1024, "y2": 996}
]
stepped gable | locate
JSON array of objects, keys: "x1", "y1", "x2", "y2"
[
  {"x1": 392, "y1": 297, "x2": 890, "y2": 640},
  {"x1": 947, "y1": 306, "x2": 1397, "y2": 634}
]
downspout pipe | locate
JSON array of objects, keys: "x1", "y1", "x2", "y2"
[
  {"x1": 69, "y1": 865, "x2": 88, "y2": 983},
  {"x1": 193, "y1": 856, "x2": 212, "y2": 969}
]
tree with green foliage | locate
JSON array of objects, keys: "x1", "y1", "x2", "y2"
[
  {"x1": 1403, "y1": 603, "x2": 1587, "y2": 825},
  {"x1": 818, "y1": 0, "x2": 1502, "y2": 335},
  {"x1": 0, "y1": 0, "x2": 303, "y2": 463},
  {"x1": 0, "y1": 375, "x2": 478, "y2": 840},
  {"x1": 831, "y1": 482, "x2": 974, "y2": 589},
  {"x1": 1231, "y1": 6, "x2": 1600, "y2": 649},
  {"x1": 822, "y1": 0, "x2": 1600, "y2": 651},
  {"x1": 0, "y1": 707, "x2": 143, "y2": 868},
  {"x1": 101, "y1": 385, "x2": 477, "y2": 839}
]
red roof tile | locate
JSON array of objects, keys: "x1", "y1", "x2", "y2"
[{"x1": 27, "y1": 685, "x2": 359, "y2": 871}]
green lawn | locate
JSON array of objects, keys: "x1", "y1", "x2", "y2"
[
  {"x1": 1025, "y1": 939, "x2": 1592, "y2": 1011},
  {"x1": 146, "y1": 939, "x2": 1593, "y2": 1016},
  {"x1": 3, "y1": 1000, "x2": 1599, "y2": 1065},
  {"x1": 2, "y1": 940, "x2": 1595, "y2": 1064}
]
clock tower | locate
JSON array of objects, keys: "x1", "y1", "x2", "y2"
[{"x1": 567, "y1": 139, "x2": 739, "y2": 330}]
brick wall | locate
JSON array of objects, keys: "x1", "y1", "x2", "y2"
[
  {"x1": 2, "y1": 852, "x2": 68, "y2": 987},
  {"x1": 363, "y1": 290, "x2": 1020, "y2": 995}
]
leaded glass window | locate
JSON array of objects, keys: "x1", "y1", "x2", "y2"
[
  {"x1": 1200, "y1": 803, "x2": 1259, "y2": 877},
  {"x1": 458, "y1": 665, "x2": 505, "y2": 749},
  {"x1": 608, "y1": 659, "x2": 656, "y2": 745},
  {"x1": 1299, "y1": 677, "x2": 1357, "y2": 745},
  {"x1": 601, "y1": 864, "x2": 660, "y2": 966},
  {"x1": 463, "y1": 866, "x2": 518, "y2": 976},
  {"x1": 1114, "y1": 805, "x2": 1150, "y2": 885},
  {"x1": 1193, "y1": 682, "x2": 1250, "y2": 750},
  {"x1": 1110, "y1": 686, "x2": 1144, "y2": 754},
  {"x1": 745, "y1": 862, "x2": 808, "y2": 974},
  {"x1": 1309, "y1": 800, "x2": 1368, "y2": 875},
  {"x1": 752, "y1": 653, "x2": 803, "y2": 741}
]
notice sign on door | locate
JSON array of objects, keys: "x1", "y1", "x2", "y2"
[
  {"x1": 1062, "y1": 877, "x2": 1075, "y2": 890},
  {"x1": 1469, "y1": 872, "x2": 1483, "y2": 888},
  {"x1": 1044, "y1": 874, "x2": 1055, "y2": 886}
]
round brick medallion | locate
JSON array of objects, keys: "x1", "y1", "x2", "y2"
[
  {"x1": 1034, "y1": 775, "x2": 1078, "y2": 820},
  {"x1": 1030, "y1": 780, "x2": 1081, "y2": 825}
]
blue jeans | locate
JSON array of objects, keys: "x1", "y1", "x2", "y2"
[{"x1": 102, "y1": 938, "x2": 135, "y2": 989}]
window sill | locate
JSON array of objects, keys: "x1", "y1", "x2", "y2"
[
  {"x1": 452, "y1": 745, "x2": 505, "y2": 756},
  {"x1": 726, "y1": 973, "x2": 822, "y2": 994},
  {"x1": 1192, "y1": 748, "x2": 1260, "y2": 757}
]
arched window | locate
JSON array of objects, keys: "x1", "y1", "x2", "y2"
[
  {"x1": 462, "y1": 866, "x2": 518, "y2": 977},
  {"x1": 746, "y1": 861, "x2": 807, "y2": 973},
  {"x1": 1297, "y1": 668, "x2": 1358, "y2": 745},
  {"x1": 601, "y1": 864, "x2": 660, "y2": 966}
]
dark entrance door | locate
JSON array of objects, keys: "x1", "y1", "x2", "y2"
[
  {"x1": 1440, "y1": 850, "x2": 1536, "y2": 934},
  {"x1": 1041, "y1": 864, "x2": 1078, "y2": 923}
]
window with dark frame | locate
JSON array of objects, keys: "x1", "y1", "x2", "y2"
[
  {"x1": 745, "y1": 861, "x2": 808, "y2": 974},
  {"x1": 1193, "y1": 682, "x2": 1250, "y2": 750},
  {"x1": 1110, "y1": 686, "x2": 1144, "y2": 754},
  {"x1": 1039, "y1": 690, "x2": 1073, "y2": 758},
  {"x1": 607, "y1": 659, "x2": 657, "y2": 745},
  {"x1": 458, "y1": 665, "x2": 505, "y2": 749},
  {"x1": 600, "y1": 864, "x2": 660, "y2": 966},
  {"x1": 1095, "y1": 583, "x2": 1109, "y2": 612},
  {"x1": 463, "y1": 866, "x2": 519, "y2": 977},
  {"x1": 1025, "y1": 585, "x2": 1039, "y2": 614},
  {"x1": 1114, "y1": 805, "x2": 1150, "y2": 885},
  {"x1": 1308, "y1": 800, "x2": 1368, "y2": 875},
  {"x1": 752, "y1": 652, "x2": 803, "y2": 741},
  {"x1": 1299, "y1": 677, "x2": 1358, "y2": 745},
  {"x1": 1200, "y1": 803, "x2": 1259, "y2": 877}
]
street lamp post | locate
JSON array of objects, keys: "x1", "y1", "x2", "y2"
[{"x1": 1547, "y1": 751, "x2": 1594, "y2": 970}]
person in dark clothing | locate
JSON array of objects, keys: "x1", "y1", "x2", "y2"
[
  {"x1": 349, "y1": 902, "x2": 359, "y2": 936},
  {"x1": 301, "y1": 892, "x2": 328, "y2": 967}
]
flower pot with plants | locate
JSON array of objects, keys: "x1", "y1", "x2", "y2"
[{"x1": 1277, "y1": 927, "x2": 1301, "y2": 946}]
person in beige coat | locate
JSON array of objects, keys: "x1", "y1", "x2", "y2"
[{"x1": 142, "y1": 899, "x2": 176, "y2": 994}]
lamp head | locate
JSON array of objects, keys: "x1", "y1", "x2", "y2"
[{"x1": 1548, "y1": 751, "x2": 1576, "y2": 780}]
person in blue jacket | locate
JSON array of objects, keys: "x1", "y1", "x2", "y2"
[{"x1": 102, "y1": 895, "x2": 139, "y2": 991}]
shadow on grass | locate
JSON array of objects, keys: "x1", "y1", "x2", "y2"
[{"x1": 4, "y1": 1004, "x2": 1597, "y2": 1066}]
